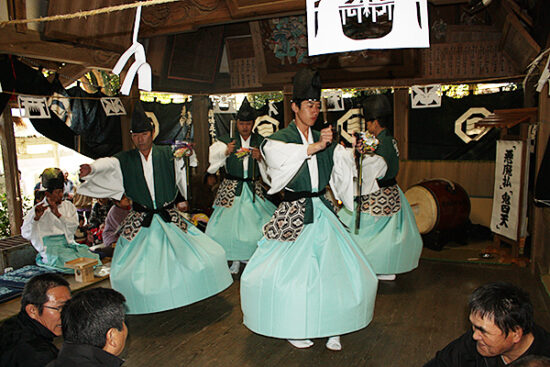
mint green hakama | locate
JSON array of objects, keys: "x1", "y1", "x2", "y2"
[
  {"x1": 38, "y1": 234, "x2": 101, "y2": 274},
  {"x1": 240, "y1": 199, "x2": 378, "y2": 339},
  {"x1": 338, "y1": 189, "x2": 422, "y2": 275},
  {"x1": 111, "y1": 214, "x2": 233, "y2": 314},
  {"x1": 206, "y1": 185, "x2": 276, "y2": 261}
]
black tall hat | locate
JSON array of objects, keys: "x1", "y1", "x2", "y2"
[
  {"x1": 130, "y1": 102, "x2": 154, "y2": 133},
  {"x1": 362, "y1": 94, "x2": 392, "y2": 121},
  {"x1": 292, "y1": 68, "x2": 321, "y2": 102},
  {"x1": 236, "y1": 97, "x2": 257, "y2": 122},
  {"x1": 41, "y1": 168, "x2": 64, "y2": 191}
]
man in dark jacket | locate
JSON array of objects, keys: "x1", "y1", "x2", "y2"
[
  {"x1": 425, "y1": 282, "x2": 550, "y2": 367},
  {"x1": 47, "y1": 288, "x2": 127, "y2": 367},
  {"x1": 0, "y1": 273, "x2": 71, "y2": 367}
]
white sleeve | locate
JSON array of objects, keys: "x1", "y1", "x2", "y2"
[
  {"x1": 21, "y1": 206, "x2": 42, "y2": 252},
  {"x1": 77, "y1": 157, "x2": 125, "y2": 200},
  {"x1": 207, "y1": 141, "x2": 228, "y2": 174},
  {"x1": 361, "y1": 154, "x2": 388, "y2": 195},
  {"x1": 262, "y1": 139, "x2": 309, "y2": 194},
  {"x1": 329, "y1": 145, "x2": 356, "y2": 211},
  {"x1": 174, "y1": 150, "x2": 198, "y2": 200}
]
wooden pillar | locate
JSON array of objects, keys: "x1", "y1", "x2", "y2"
[
  {"x1": 283, "y1": 85, "x2": 293, "y2": 128},
  {"x1": 191, "y1": 95, "x2": 210, "y2": 176},
  {"x1": 393, "y1": 88, "x2": 409, "y2": 160},
  {"x1": 532, "y1": 81, "x2": 550, "y2": 274},
  {"x1": 0, "y1": 105, "x2": 23, "y2": 236}
]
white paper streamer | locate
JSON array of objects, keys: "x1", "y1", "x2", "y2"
[{"x1": 112, "y1": 6, "x2": 152, "y2": 95}]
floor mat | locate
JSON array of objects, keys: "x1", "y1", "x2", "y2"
[{"x1": 0, "y1": 265, "x2": 60, "y2": 303}]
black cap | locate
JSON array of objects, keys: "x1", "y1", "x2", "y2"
[
  {"x1": 236, "y1": 97, "x2": 257, "y2": 122},
  {"x1": 362, "y1": 95, "x2": 392, "y2": 121},
  {"x1": 41, "y1": 168, "x2": 64, "y2": 191},
  {"x1": 131, "y1": 102, "x2": 154, "y2": 133},
  {"x1": 292, "y1": 68, "x2": 321, "y2": 102}
]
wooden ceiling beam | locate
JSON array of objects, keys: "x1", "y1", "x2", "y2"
[
  {"x1": 0, "y1": 27, "x2": 120, "y2": 70},
  {"x1": 140, "y1": 0, "x2": 304, "y2": 38},
  {"x1": 428, "y1": 0, "x2": 468, "y2": 4}
]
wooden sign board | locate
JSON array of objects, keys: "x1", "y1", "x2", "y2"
[{"x1": 420, "y1": 41, "x2": 517, "y2": 79}]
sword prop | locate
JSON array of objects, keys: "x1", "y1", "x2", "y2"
[
  {"x1": 251, "y1": 154, "x2": 256, "y2": 203},
  {"x1": 355, "y1": 152, "x2": 363, "y2": 235},
  {"x1": 183, "y1": 125, "x2": 192, "y2": 202}
]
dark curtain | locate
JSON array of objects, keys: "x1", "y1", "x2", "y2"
[
  {"x1": 409, "y1": 90, "x2": 524, "y2": 160},
  {"x1": 142, "y1": 100, "x2": 192, "y2": 145}
]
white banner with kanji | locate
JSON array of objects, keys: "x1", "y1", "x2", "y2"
[{"x1": 490, "y1": 140, "x2": 523, "y2": 241}]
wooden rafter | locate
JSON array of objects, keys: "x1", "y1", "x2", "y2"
[
  {"x1": 7, "y1": 0, "x2": 27, "y2": 33},
  {"x1": 0, "y1": 27, "x2": 120, "y2": 70}
]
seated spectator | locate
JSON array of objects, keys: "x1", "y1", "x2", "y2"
[
  {"x1": 62, "y1": 170, "x2": 74, "y2": 201},
  {"x1": 88, "y1": 198, "x2": 113, "y2": 230},
  {"x1": 21, "y1": 168, "x2": 101, "y2": 271},
  {"x1": 46, "y1": 288, "x2": 127, "y2": 367},
  {"x1": 72, "y1": 192, "x2": 93, "y2": 224},
  {"x1": 509, "y1": 355, "x2": 550, "y2": 367},
  {"x1": 0, "y1": 273, "x2": 71, "y2": 367},
  {"x1": 96, "y1": 195, "x2": 132, "y2": 258},
  {"x1": 424, "y1": 282, "x2": 550, "y2": 367},
  {"x1": 189, "y1": 172, "x2": 219, "y2": 216}
]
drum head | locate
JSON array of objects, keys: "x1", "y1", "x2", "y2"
[{"x1": 405, "y1": 185, "x2": 437, "y2": 234}]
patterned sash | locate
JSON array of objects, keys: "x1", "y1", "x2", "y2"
[
  {"x1": 118, "y1": 208, "x2": 188, "y2": 242},
  {"x1": 263, "y1": 198, "x2": 306, "y2": 242},
  {"x1": 213, "y1": 178, "x2": 264, "y2": 208},
  {"x1": 359, "y1": 184, "x2": 401, "y2": 216}
]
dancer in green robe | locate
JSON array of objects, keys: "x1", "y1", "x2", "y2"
[
  {"x1": 240, "y1": 69, "x2": 378, "y2": 351},
  {"x1": 78, "y1": 104, "x2": 232, "y2": 314},
  {"x1": 339, "y1": 95, "x2": 422, "y2": 280},
  {"x1": 206, "y1": 97, "x2": 276, "y2": 274}
]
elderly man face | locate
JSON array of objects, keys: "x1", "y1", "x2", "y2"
[
  {"x1": 131, "y1": 130, "x2": 154, "y2": 155},
  {"x1": 27, "y1": 285, "x2": 71, "y2": 336},
  {"x1": 470, "y1": 312, "x2": 520, "y2": 358}
]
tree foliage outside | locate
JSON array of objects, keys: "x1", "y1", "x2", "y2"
[{"x1": 0, "y1": 193, "x2": 33, "y2": 239}]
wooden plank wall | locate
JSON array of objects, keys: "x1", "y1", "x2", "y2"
[
  {"x1": 533, "y1": 81, "x2": 550, "y2": 275},
  {"x1": 397, "y1": 160, "x2": 496, "y2": 199}
]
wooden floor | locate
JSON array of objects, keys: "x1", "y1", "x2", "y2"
[{"x1": 106, "y1": 259, "x2": 550, "y2": 367}]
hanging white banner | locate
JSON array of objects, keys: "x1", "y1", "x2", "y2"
[
  {"x1": 213, "y1": 95, "x2": 237, "y2": 114},
  {"x1": 411, "y1": 85, "x2": 441, "y2": 108},
  {"x1": 100, "y1": 97, "x2": 127, "y2": 116},
  {"x1": 490, "y1": 140, "x2": 523, "y2": 241},
  {"x1": 306, "y1": 0, "x2": 430, "y2": 56},
  {"x1": 17, "y1": 95, "x2": 51, "y2": 119},
  {"x1": 321, "y1": 90, "x2": 345, "y2": 111}
]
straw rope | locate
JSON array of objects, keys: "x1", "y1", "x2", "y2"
[{"x1": 0, "y1": 0, "x2": 184, "y2": 27}]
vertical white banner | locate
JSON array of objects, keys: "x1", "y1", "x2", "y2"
[{"x1": 490, "y1": 140, "x2": 523, "y2": 241}]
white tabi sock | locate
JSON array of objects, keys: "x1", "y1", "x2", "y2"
[
  {"x1": 326, "y1": 336, "x2": 341, "y2": 351},
  {"x1": 288, "y1": 339, "x2": 314, "y2": 349},
  {"x1": 377, "y1": 274, "x2": 396, "y2": 281},
  {"x1": 229, "y1": 261, "x2": 241, "y2": 274}
]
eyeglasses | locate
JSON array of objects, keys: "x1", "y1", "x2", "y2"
[{"x1": 43, "y1": 305, "x2": 63, "y2": 313}]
